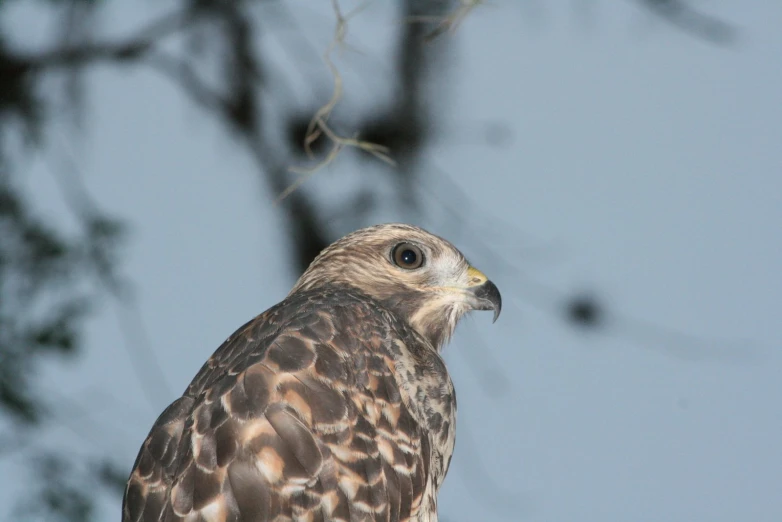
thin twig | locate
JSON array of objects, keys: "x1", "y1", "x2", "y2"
[
  {"x1": 406, "y1": 0, "x2": 488, "y2": 42},
  {"x1": 280, "y1": 0, "x2": 394, "y2": 201}
]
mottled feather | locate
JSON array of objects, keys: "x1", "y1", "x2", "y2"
[
  {"x1": 123, "y1": 223, "x2": 501, "y2": 522},
  {"x1": 123, "y1": 287, "x2": 454, "y2": 522}
]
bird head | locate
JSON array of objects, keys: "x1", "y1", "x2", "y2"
[{"x1": 291, "y1": 223, "x2": 501, "y2": 350}]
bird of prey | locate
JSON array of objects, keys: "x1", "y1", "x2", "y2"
[{"x1": 123, "y1": 223, "x2": 501, "y2": 522}]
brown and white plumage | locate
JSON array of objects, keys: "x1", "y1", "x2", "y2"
[{"x1": 122, "y1": 223, "x2": 501, "y2": 522}]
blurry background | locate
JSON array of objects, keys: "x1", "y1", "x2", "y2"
[{"x1": 1, "y1": 1, "x2": 780, "y2": 521}]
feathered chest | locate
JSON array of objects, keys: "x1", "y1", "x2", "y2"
[{"x1": 377, "y1": 329, "x2": 458, "y2": 493}]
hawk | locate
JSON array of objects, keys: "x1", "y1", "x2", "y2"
[{"x1": 123, "y1": 223, "x2": 501, "y2": 522}]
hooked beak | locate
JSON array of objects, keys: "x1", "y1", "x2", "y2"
[{"x1": 465, "y1": 267, "x2": 502, "y2": 323}]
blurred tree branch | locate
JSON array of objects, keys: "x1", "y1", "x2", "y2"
[
  {"x1": 0, "y1": 1, "x2": 739, "y2": 521},
  {"x1": 638, "y1": 0, "x2": 736, "y2": 45},
  {"x1": 0, "y1": 9, "x2": 186, "y2": 73}
]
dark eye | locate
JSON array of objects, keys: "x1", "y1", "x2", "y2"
[{"x1": 392, "y1": 243, "x2": 424, "y2": 269}]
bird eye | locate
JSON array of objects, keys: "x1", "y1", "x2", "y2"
[{"x1": 392, "y1": 243, "x2": 424, "y2": 270}]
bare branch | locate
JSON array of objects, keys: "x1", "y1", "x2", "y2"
[
  {"x1": 1, "y1": 9, "x2": 189, "y2": 74},
  {"x1": 282, "y1": 0, "x2": 393, "y2": 199}
]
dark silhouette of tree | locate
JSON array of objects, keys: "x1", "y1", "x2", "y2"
[{"x1": 0, "y1": 0, "x2": 736, "y2": 520}]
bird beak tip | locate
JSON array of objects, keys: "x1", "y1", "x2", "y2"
[{"x1": 468, "y1": 279, "x2": 502, "y2": 323}]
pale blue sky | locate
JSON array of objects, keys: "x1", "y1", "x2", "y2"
[{"x1": 3, "y1": 1, "x2": 781, "y2": 521}]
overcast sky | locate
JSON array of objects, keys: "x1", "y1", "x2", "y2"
[{"x1": 3, "y1": 1, "x2": 782, "y2": 521}]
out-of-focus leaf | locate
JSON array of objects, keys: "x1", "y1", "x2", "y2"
[
  {"x1": 16, "y1": 455, "x2": 94, "y2": 522},
  {"x1": 0, "y1": 38, "x2": 44, "y2": 144},
  {"x1": 0, "y1": 368, "x2": 40, "y2": 424},
  {"x1": 26, "y1": 299, "x2": 90, "y2": 355},
  {"x1": 566, "y1": 293, "x2": 605, "y2": 329}
]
